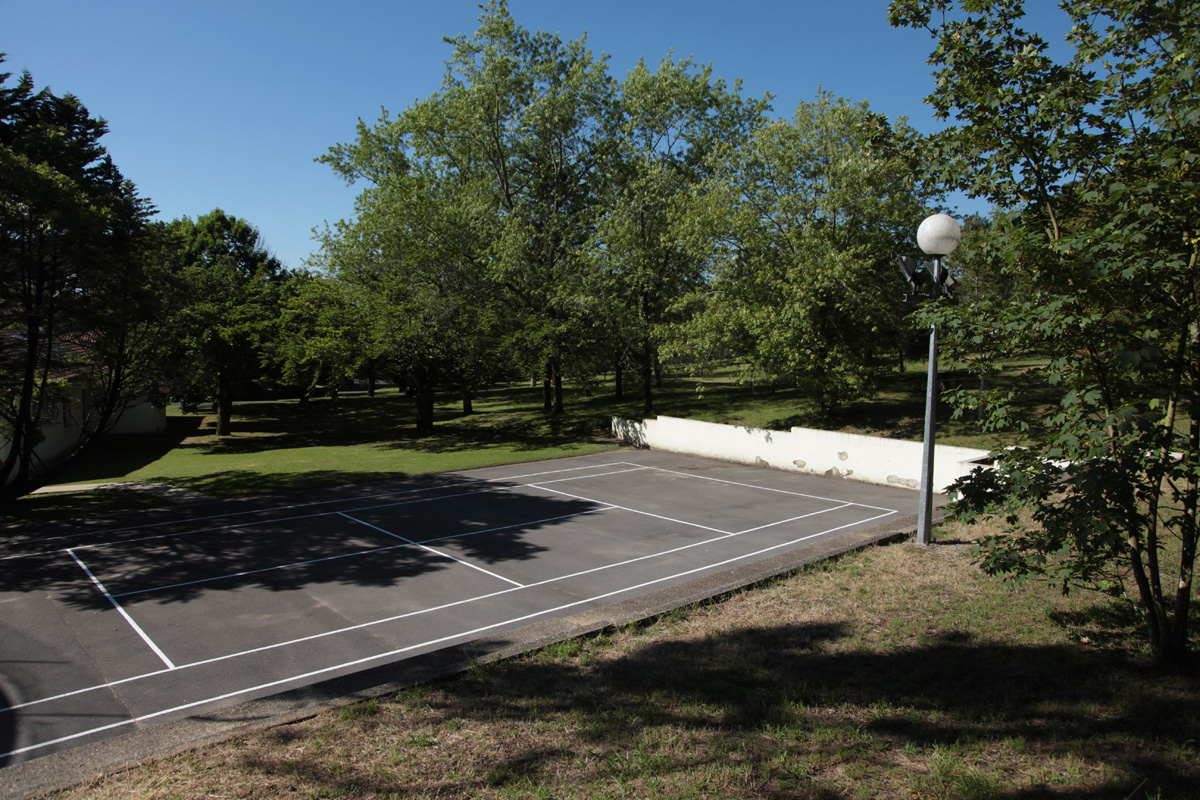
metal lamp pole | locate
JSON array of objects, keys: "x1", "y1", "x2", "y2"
[{"x1": 914, "y1": 214, "x2": 962, "y2": 545}]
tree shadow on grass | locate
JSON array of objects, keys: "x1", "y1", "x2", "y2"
[
  {"x1": 231, "y1": 619, "x2": 1199, "y2": 799},
  {"x1": 164, "y1": 469, "x2": 412, "y2": 498},
  {"x1": 176, "y1": 394, "x2": 613, "y2": 459}
]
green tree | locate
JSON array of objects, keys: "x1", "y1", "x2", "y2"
[
  {"x1": 273, "y1": 271, "x2": 369, "y2": 402},
  {"x1": 667, "y1": 92, "x2": 938, "y2": 415},
  {"x1": 166, "y1": 209, "x2": 285, "y2": 436},
  {"x1": 0, "y1": 60, "x2": 160, "y2": 499},
  {"x1": 589, "y1": 55, "x2": 768, "y2": 415},
  {"x1": 322, "y1": 1, "x2": 614, "y2": 419},
  {"x1": 404, "y1": 0, "x2": 614, "y2": 414},
  {"x1": 315, "y1": 156, "x2": 506, "y2": 433},
  {"x1": 890, "y1": 0, "x2": 1200, "y2": 662}
]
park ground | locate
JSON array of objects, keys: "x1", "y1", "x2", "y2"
[{"x1": 8, "y1": 366, "x2": 1200, "y2": 799}]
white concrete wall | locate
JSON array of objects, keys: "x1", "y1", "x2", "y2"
[
  {"x1": 109, "y1": 402, "x2": 167, "y2": 435},
  {"x1": 2, "y1": 395, "x2": 166, "y2": 485},
  {"x1": 612, "y1": 415, "x2": 990, "y2": 493}
]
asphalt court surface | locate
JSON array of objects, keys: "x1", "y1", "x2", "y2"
[{"x1": 0, "y1": 450, "x2": 917, "y2": 769}]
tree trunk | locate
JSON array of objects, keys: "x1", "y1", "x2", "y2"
[
  {"x1": 215, "y1": 375, "x2": 234, "y2": 436},
  {"x1": 614, "y1": 357, "x2": 623, "y2": 401},
  {"x1": 552, "y1": 357, "x2": 564, "y2": 415},
  {"x1": 543, "y1": 362, "x2": 553, "y2": 413},
  {"x1": 461, "y1": 385, "x2": 474, "y2": 415},
  {"x1": 641, "y1": 346, "x2": 653, "y2": 417},
  {"x1": 1166, "y1": 364, "x2": 1200, "y2": 662},
  {"x1": 411, "y1": 366, "x2": 436, "y2": 434},
  {"x1": 415, "y1": 390, "x2": 435, "y2": 434}
]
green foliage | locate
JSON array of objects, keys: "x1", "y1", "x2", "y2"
[
  {"x1": 165, "y1": 209, "x2": 285, "y2": 435},
  {"x1": 272, "y1": 272, "x2": 369, "y2": 400},
  {"x1": 320, "y1": 0, "x2": 616, "y2": 422},
  {"x1": 892, "y1": 0, "x2": 1200, "y2": 662},
  {"x1": 666, "y1": 92, "x2": 938, "y2": 415},
  {"x1": 0, "y1": 57, "x2": 159, "y2": 498},
  {"x1": 588, "y1": 55, "x2": 769, "y2": 415}
]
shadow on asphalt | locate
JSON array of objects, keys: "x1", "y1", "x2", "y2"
[{"x1": 0, "y1": 474, "x2": 595, "y2": 608}]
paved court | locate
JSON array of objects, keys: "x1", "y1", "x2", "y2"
[{"x1": 0, "y1": 450, "x2": 919, "y2": 780}]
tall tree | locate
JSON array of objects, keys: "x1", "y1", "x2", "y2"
[
  {"x1": 890, "y1": 0, "x2": 1200, "y2": 662},
  {"x1": 667, "y1": 92, "x2": 938, "y2": 415},
  {"x1": 272, "y1": 271, "x2": 369, "y2": 402},
  {"x1": 322, "y1": 1, "x2": 614, "y2": 418},
  {"x1": 0, "y1": 59, "x2": 159, "y2": 499},
  {"x1": 166, "y1": 209, "x2": 285, "y2": 436},
  {"x1": 315, "y1": 154, "x2": 506, "y2": 433},
  {"x1": 405, "y1": 0, "x2": 615, "y2": 414},
  {"x1": 590, "y1": 55, "x2": 769, "y2": 415}
]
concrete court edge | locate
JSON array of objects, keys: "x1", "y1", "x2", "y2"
[{"x1": 1, "y1": 481, "x2": 931, "y2": 800}]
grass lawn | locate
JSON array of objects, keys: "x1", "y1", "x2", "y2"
[{"x1": 47, "y1": 519, "x2": 1199, "y2": 800}]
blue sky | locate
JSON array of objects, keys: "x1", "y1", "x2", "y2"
[{"x1": 4, "y1": 1, "x2": 1072, "y2": 271}]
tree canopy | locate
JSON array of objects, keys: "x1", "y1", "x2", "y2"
[
  {"x1": 666, "y1": 92, "x2": 938, "y2": 415},
  {"x1": 890, "y1": 0, "x2": 1200, "y2": 662},
  {"x1": 0, "y1": 58, "x2": 159, "y2": 498},
  {"x1": 165, "y1": 209, "x2": 286, "y2": 436}
]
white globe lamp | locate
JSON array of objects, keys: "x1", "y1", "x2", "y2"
[{"x1": 917, "y1": 213, "x2": 962, "y2": 256}]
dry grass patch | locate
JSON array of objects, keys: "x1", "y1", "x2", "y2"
[{"x1": 46, "y1": 529, "x2": 1199, "y2": 800}]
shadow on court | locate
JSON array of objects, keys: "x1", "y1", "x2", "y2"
[{"x1": 0, "y1": 475, "x2": 597, "y2": 608}]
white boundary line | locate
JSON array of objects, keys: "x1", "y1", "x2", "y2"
[
  {"x1": 5, "y1": 460, "x2": 881, "y2": 562},
  {"x1": 9, "y1": 463, "x2": 650, "y2": 567},
  {"x1": 733, "y1": 505, "x2": 853, "y2": 535},
  {"x1": 1, "y1": 508, "x2": 896, "y2": 760},
  {"x1": 67, "y1": 550, "x2": 176, "y2": 670},
  {"x1": 4, "y1": 458, "x2": 906, "y2": 759},
  {"x1": 642, "y1": 464, "x2": 898, "y2": 512},
  {"x1": 532, "y1": 484, "x2": 736, "y2": 535}
]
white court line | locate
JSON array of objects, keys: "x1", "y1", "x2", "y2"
[
  {"x1": 3, "y1": 467, "x2": 636, "y2": 563},
  {"x1": 2, "y1": 460, "x2": 641, "y2": 556},
  {"x1": 67, "y1": 550, "x2": 175, "y2": 670},
  {"x1": 18, "y1": 487, "x2": 505, "y2": 562},
  {"x1": 532, "y1": 484, "x2": 736, "y2": 535},
  {"x1": 527, "y1": 466, "x2": 649, "y2": 486},
  {"x1": 339, "y1": 512, "x2": 526, "y2": 588},
  {"x1": 109, "y1": 541, "x2": 411, "y2": 599},
  {"x1": 6, "y1": 504, "x2": 897, "y2": 718},
  {"x1": 640, "y1": 464, "x2": 899, "y2": 512},
  {"x1": 734, "y1": 505, "x2": 853, "y2": 535},
  {"x1": 1, "y1": 508, "x2": 896, "y2": 761}
]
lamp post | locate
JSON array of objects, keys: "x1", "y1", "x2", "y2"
[{"x1": 913, "y1": 213, "x2": 961, "y2": 545}]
